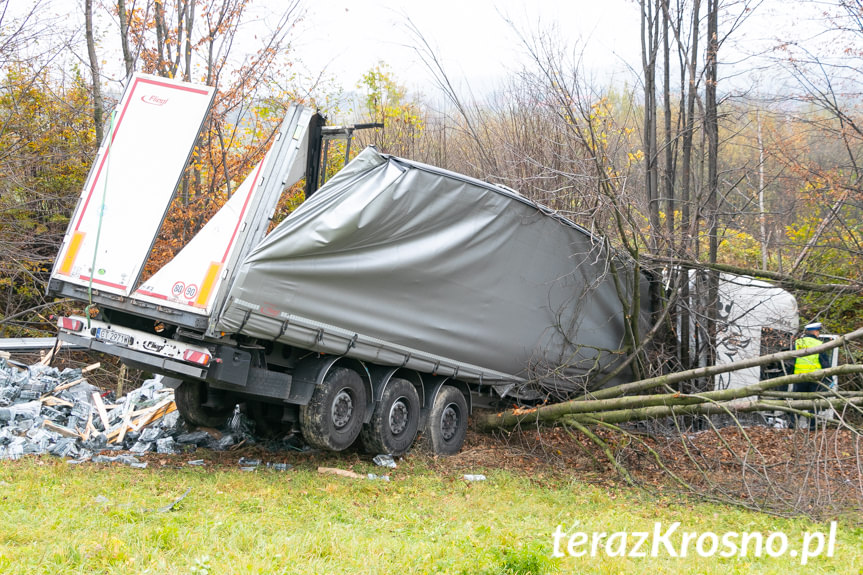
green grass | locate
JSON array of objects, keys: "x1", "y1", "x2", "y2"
[{"x1": 0, "y1": 456, "x2": 860, "y2": 574}]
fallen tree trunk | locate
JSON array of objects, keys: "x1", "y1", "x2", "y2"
[
  {"x1": 479, "y1": 326, "x2": 863, "y2": 432},
  {"x1": 478, "y1": 363, "x2": 863, "y2": 431},
  {"x1": 557, "y1": 396, "x2": 863, "y2": 426},
  {"x1": 760, "y1": 390, "x2": 863, "y2": 399}
]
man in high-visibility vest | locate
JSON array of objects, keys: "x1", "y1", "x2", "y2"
[{"x1": 792, "y1": 322, "x2": 831, "y2": 430}]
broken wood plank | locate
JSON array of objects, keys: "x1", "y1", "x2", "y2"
[
  {"x1": 42, "y1": 420, "x2": 80, "y2": 438},
  {"x1": 129, "y1": 397, "x2": 174, "y2": 419},
  {"x1": 45, "y1": 377, "x2": 84, "y2": 396},
  {"x1": 105, "y1": 411, "x2": 129, "y2": 442},
  {"x1": 117, "y1": 363, "x2": 126, "y2": 399},
  {"x1": 141, "y1": 402, "x2": 175, "y2": 428},
  {"x1": 42, "y1": 364, "x2": 99, "y2": 397},
  {"x1": 39, "y1": 339, "x2": 62, "y2": 366},
  {"x1": 130, "y1": 402, "x2": 176, "y2": 432},
  {"x1": 86, "y1": 419, "x2": 97, "y2": 441},
  {"x1": 104, "y1": 397, "x2": 176, "y2": 442},
  {"x1": 105, "y1": 402, "x2": 175, "y2": 441},
  {"x1": 41, "y1": 396, "x2": 74, "y2": 408},
  {"x1": 114, "y1": 408, "x2": 132, "y2": 445},
  {"x1": 92, "y1": 392, "x2": 111, "y2": 431},
  {"x1": 317, "y1": 467, "x2": 364, "y2": 479},
  {"x1": 105, "y1": 425, "x2": 122, "y2": 441},
  {"x1": 81, "y1": 411, "x2": 94, "y2": 441}
]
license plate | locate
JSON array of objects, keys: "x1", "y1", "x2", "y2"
[{"x1": 95, "y1": 328, "x2": 133, "y2": 347}]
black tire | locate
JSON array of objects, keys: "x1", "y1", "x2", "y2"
[
  {"x1": 174, "y1": 380, "x2": 234, "y2": 428},
  {"x1": 361, "y1": 378, "x2": 420, "y2": 456},
  {"x1": 300, "y1": 367, "x2": 367, "y2": 451},
  {"x1": 422, "y1": 385, "x2": 468, "y2": 455}
]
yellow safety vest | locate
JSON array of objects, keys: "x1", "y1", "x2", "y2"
[{"x1": 794, "y1": 336, "x2": 822, "y2": 374}]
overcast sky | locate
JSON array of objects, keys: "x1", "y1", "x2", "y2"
[
  {"x1": 288, "y1": 0, "x2": 643, "y2": 94},
  {"x1": 282, "y1": 0, "x2": 818, "y2": 104},
  {"x1": 18, "y1": 0, "x2": 826, "y2": 107}
]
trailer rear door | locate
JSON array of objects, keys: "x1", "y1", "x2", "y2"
[{"x1": 50, "y1": 73, "x2": 215, "y2": 297}]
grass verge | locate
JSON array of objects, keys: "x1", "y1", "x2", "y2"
[{"x1": 0, "y1": 455, "x2": 860, "y2": 574}]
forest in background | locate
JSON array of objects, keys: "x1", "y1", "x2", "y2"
[{"x1": 0, "y1": 0, "x2": 860, "y2": 370}]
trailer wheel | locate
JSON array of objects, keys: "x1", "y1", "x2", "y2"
[
  {"x1": 300, "y1": 367, "x2": 366, "y2": 451},
  {"x1": 174, "y1": 380, "x2": 233, "y2": 428},
  {"x1": 361, "y1": 378, "x2": 420, "y2": 456},
  {"x1": 422, "y1": 385, "x2": 468, "y2": 455}
]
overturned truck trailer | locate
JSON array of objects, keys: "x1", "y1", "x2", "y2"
[{"x1": 50, "y1": 74, "x2": 649, "y2": 455}]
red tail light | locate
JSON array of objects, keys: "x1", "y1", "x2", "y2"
[
  {"x1": 58, "y1": 317, "x2": 84, "y2": 332},
  {"x1": 183, "y1": 349, "x2": 211, "y2": 366}
]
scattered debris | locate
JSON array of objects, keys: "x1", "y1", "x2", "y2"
[
  {"x1": 92, "y1": 454, "x2": 144, "y2": 467},
  {"x1": 0, "y1": 400, "x2": 41, "y2": 421},
  {"x1": 156, "y1": 437, "x2": 176, "y2": 454},
  {"x1": 372, "y1": 454, "x2": 397, "y2": 468},
  {"x1": 176, "y1": 431, "x2": 211, "y2": 445},
  {"x1": 158, "y1": 487, "x2": 191, "y2": 512},
  {"x1": 318, "y1": 466, "x2": 390, "y2": 481},
  {"x1": 215, "y1": 433, "x2": 237, "y2": 450},
  {"x1": 0, "y1": 357, "x2": 328, "y2": 468},
  {"x1": 93, "y1": 488, "x2": 190, "y2": 513},
  {"x1": 463, "y1": 474, "x2": 487, "y2": 482},
  {"x1": 237, "y1": 456, "x2": 260, "y2": 472},
  {"x1": 0, "y1": 358, "x2": 261, "y2": 462}
]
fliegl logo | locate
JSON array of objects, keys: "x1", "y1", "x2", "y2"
[{"x1": 141, "y1": 94, "x2": 168, "y2": 106}]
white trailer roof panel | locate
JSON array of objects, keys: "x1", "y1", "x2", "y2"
[
  {"x1": 130, "y1": 104, "x2": 313, "y2": 316},
  {"x1": 133, "y1": 160, "x2": 264, "y2": 314}
]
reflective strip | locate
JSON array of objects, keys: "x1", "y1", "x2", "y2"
[
  {"x1": 195, "y1": 262, "x2": 222, "y2": 307},
  {"x1": 794, "y1": 336, "x2": 822, "y2": 374},
  {"x1": 58, "y1": 231, "x2": 86, "y2": 276}
]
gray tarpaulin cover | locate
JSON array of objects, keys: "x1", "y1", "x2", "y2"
[{"x1": 216, "y1": 148, "x2": 647, "y2": 397}]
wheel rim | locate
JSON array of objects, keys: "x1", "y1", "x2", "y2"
[
  {"x1": 331, "y1": 388, "x2": 354, "y2": 429},
  {"x1": 440, "y1": 403, "x2": 459, "y2": 441},
  {"x1": 389, "y1": 397, "x2": 410, "y2": 436}
]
